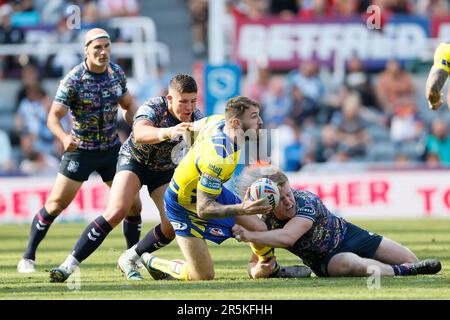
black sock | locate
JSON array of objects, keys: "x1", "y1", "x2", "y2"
[
  {"x1": 123, "y1": 215, "x2": 142, "y2": 249},
  {"x1": 392, "y1": 264, "x2": 414, "y2": 276},
  {"x1": 135, "y1": 224, "x2": 173, "y2": 256},
  {"x1": 23, "y1": 208, "x2": 56, "y2": 260},
  {"x1": 71, "y1": 216, "x2": 113, "y2": 263}
]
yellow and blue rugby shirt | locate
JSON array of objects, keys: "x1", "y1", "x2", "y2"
[
  {"x1": 168, "y1": 115, "x2": 241, "y2": 214},
  {"x1": 433, "y1": 42, "x2": 450, "y2": 73}
]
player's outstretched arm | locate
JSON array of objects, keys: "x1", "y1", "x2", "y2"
[
  {"x1": 196, "y1": 189, "x2": 272, "y2": 219},
  {"x1": 133, "y1": 120, "x2": 192, "y2": 144},
  {"x1": 232, "y1": 217, "x2": 313, "y2": 248},
  {"x1": 425, "y1": 66, "x2": 448, "y2": 110}
]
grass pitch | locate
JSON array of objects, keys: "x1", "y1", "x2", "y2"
[{"x1": 0, "y1": 219, "x2": 449, "y2": 300}]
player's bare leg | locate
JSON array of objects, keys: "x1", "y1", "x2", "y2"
[
  {"x1": 372, "y1": 237, "x2": 418, "y2": 264},
  {"x1": 119, "y1": 183, "x2": 176, "y2": 280},
  {"x1": 50, "y1": 171, "x2": 141, "y2": 282},
  {"x1": 112, "y1": 175, "x2": 142, "y2": 249},
  {"x1": 327, "y1": 252, "x2": 397, "y2": 276},
  {"x1": 142, "y1": 236, "x2": 213, "y2": 281},
  {"x1": 102, "y1": 171, "x2": 142, "y2": 227},
  {"x1": 150, "y1": 183, "x2": 175, "y2": 240},
  {"x1": 327, "y1": 250, "x2": 441, "y2": 277},
  {"x1": 19, "y1": 174, "x2": 82, "y2": 273}
]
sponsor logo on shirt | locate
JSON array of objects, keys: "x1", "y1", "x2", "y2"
[
  {"x1": 200, "y1": 173, "x2": 221, "y2": 191},
  {"x1": 299, "y1": 205, "x2": 315, "y2": 216},
  {"x1": 207, "y1": 163, "x2": 223, "y2": 177}
]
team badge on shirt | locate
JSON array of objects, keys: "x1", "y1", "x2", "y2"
[
  {"x1": 209, "y1": 227, "x2": 225, "y2": 237},
  {"x1": 67, "y1": 160, "x2": 79, "y2": 173},
  {"x1": 171, "y1": 221, "x2": 188, "y2": 231}
]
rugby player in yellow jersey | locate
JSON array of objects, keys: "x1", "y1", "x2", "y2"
[
  {"x1": 426, "y1": 42, "x2": 450, "y2": 110},
  {"x1": 138, "y1": 96, "x2": 282, "y2": 281}
]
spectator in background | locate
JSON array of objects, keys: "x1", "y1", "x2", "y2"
[
  {"x1": 298, "y1": 0, "x2": 332, "y2": 19},
  {"x1": 287, "y1": 60, "x2": 324, "y2": 105},
  {"x1": 283, "y1": 126, "x2": 304, "y2": 171},
  {"x1": 0, "y1": 3, "x2": 25, "y2": 78},
  {"x1": 345, "y1": 57, "x2": 379, "y2": 111},
  {"x1": 15, "y1": 63, "x2": 42, "y2": 112},
  {"x1": 236, "y1": 0, "x2": 270, "y2": 19},
  {"x1": 16, "y1": 86, "x2": 60, "y2": 158},
  {"x1": 374, "y1": 0, "x2": 413, "y2": 14},
  {"x1": 98, "y1": 0, "x2": 139, "y2": 19},
  {"x1": 243, "y1": 63, "x2": 272, "y2": 103},
  {"x1": 425, "y1": 118, "x2": 450, "y2": 165},
  {"x1": 314, "y1": 124, "x2": 340, "y2": 163},
  {"x1": 188, "y1": 0, "x2": 208, "y2": 56},
  {"x1": 389, "y1": 98, "x2": 423, "y2": 148},
  {"x1": 98, "y1": 0, "x2": 139, "y2": 45},
  {"x1": 416, "y1": 0, "x2": 450, "y2": 17},
  {"x1": 19, "y1": 150, "x2": 59, "y2": 176},
  {"x1": 135, "y1": 63, "x2": 172, "y2": 106},
  {"x1": 426, "y1": 152, "x2": 441, "y2": 167},
  {"x1": 81, "y1": 0, "x2": 101, "y2": 27},
  {"x1": 332, "y1": 0, "x2": 358, "y2": 17},
  {"x1": 261, "y1": 76, "x2": 291, "y2": 128},
  {"x1": 290, "y1": 85, "x2": 319, "y2": 127},
  {"x1": 269, "y1": 0, "x2": 299, "y2": 19},
  {"x1": 331, "y1": 93, "x2": 369, "y2": 160},
  {"x1": 375, "y1": 59, "x2": 416, "y2": 115},
  {"x1": 0, "y1": 128, "x2": 14, "y2": 172}
]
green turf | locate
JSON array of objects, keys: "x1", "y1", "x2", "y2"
[{"x1": 0, "y1": 219, "x2": 449, "y2": 300}]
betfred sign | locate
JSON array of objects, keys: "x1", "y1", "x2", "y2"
[
  {"x1": 233, "y1": 16, "x2": 429, "y2": 70},
  {"x1": 288, "y1": 169, "x2": 450, "y2": 218}
]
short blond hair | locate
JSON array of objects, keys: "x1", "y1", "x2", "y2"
[{"x1": 235, "y1": 165, "x2": 288, "y2": 199}]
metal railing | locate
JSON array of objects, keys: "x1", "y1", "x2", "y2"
[{"x1": 0, "y1": 16, "x2": 170, "y2": 81}]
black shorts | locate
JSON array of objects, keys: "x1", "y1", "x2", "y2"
[
  {"x1": 59, "y1": 145, "x2": 120, "y2": 182},
  {"x1": 116, "y1": 154, "x2": 174, "y2": 195},
  {"x1": 311, "y1": 222, "x2": 383, "y2": 277}
]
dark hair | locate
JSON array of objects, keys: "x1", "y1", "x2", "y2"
[
  {"x1": 225, "y1": 96, "x2": 260, "y2": 120},
  {"x1": 169, "y1": 74, "x2": 197, "y2": 93}
]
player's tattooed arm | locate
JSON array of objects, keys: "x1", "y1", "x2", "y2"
[
  {"x1": 196, "y1": 190, "x2": 244, "y2": 219},
  {"x1": 425, "y1": 67, "x2": 448, "y2": 110},
  {"x1": 197, "y1": 189, "x2": 272, "y2": 219}
]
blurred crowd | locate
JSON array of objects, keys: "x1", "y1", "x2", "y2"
[
  {"x1": 185, "y1": 0, "x2": 450, "y2": 172},
  {"x1": 1, "y1": 0, "x2": 450, "y2": 176}
]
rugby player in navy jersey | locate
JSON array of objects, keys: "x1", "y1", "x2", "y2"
[
  {"x1": 232, "y1": 167, "x2": 442, "y2": 278},
  {"x1": 18, "y1": 28, "x2": 142, "y2": 273},
  {"x1": 49, "y1": 74, "x2": 205, "y2": 282}
]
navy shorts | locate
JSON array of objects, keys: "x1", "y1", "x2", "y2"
[
  {"x1": 165, "y1": 185, "x2": 239, "y2": 244},
  {"x1": 59, "y1": 144, "x2": 120, "y2": 182},
  {"x1": 116, "y1": 154, "x2": 174, "y2": 195},
  {"x1": 311, "y1": 222, "x2": 383, "y2": 277}
]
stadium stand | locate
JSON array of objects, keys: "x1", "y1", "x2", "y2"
[{"x1": 0, "y1": 0, "x2": 449, "y2": 176}]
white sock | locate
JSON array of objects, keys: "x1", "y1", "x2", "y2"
[
  {"x1": 60, "y1": 254, "x2": 80, "y2": 272},
  {"x1": 126, "y1": 245, "x2": 140, "y2": 262}
]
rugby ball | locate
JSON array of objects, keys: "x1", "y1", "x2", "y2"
[{"x1": 249, "y1": 178, "x2": 280, "y2": 209}]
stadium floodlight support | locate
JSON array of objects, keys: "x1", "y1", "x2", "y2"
[{"x1": 208, "y1": 0, "x2": 226, "y2": 65}]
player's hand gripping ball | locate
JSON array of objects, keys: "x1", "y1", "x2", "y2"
[{"x1": 249, "y1": 178, "x2": 280, "y2": 209}]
